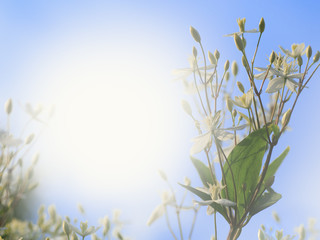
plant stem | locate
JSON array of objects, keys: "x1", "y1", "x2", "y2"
[
  {"x1": 176, "y1": 209, "x2": 184, "y2": 240},
  {"x1": 214, "y1": 211, "x2": 218, "y2": 240},
  {"x1": 188, "y1": 208, "x2": 198, "y2": 240},
  {"x1": 165, "y1": 207, "x2": 178, "y2": 240}
]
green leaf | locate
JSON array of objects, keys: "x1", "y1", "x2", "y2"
[
  {"x1": 264, "y1": 147, "x2": 289, "y2": 186},
  {"x1": 249, "y1": 188, "x2": 282, "y2": 216},
  {"x1": 191, "y1": 157, "x2": 215, "y2": 187},
  {"x1": 179, "y1": 183, "x2": 229, "y2": 221},
  {"x1": 222, "y1": 126, "x2": 270, "y2": 221}
]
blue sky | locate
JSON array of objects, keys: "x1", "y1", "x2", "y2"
[{"x1": 1, "y1": 0, "x2": 320, "y2": 239}]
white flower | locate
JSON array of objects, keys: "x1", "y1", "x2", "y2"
[
  {"x1": 225, "y1": 18, "x2": 258, "y2": 37},
  {"x1": 280, "y1": 43, "x2": 305, "y2": 58},
  {"x1": 233, "y1": 88, "x2": 254, "y2": 109},
  {"x1": 25, "y1": 103, "x2": 42, "y2": 118},
  {"x1": 265, "y1": 62, "x2": 304, "y2": 93},
  {"x1": 190, "y1": 112, "x2": 230, "y2": 155},
  {"x1": 194, "y1": 182, "x2": 236, "y2": 215},
  {"x1": 173, "y1": 56, "x2": 215, "y2": 81},
  {"x1": 146, "y1": 191, "x2": 175, "y2": 226},
  {"x1": 0, "y1": 130, "x2": 23, "y2": 147},
  {"x1": 254, "y1": 67, "x2": 274, "y2": 80},
  {"x1": 190, "y1": 112, "x2": 246, "y2": 155},
  {"x1": 71, "y1": 221, "x2": 100, "y2": 238}
]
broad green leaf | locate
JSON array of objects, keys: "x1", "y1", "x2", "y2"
[
  {"x1": 179, "y1": 183, "x2": 229, "y2": 221},
  {"x1": 249, "y1": 188, "x2": 282, "y2": 216},
  {"x1": 264, "y1": 146, "x2": 289, "y2": 186},
  {"x1": 191, "y1": 157, "x2": 215, "y2": 187},
  {"x1": 222, "y1": 126, "x2": 271, "y2": 221}
]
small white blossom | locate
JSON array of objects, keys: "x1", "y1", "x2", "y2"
[
  {"x1": 233, "y1": 88, "x2": 254, "y2": 109},
  {"x1": 265, "y1": 62, "x2": 303, "y2": 93},
  {"x1": 280, "y1": 43, "x2": 305, "y2": 59},
  {"x1": 225, "y1": 18, "x2": 259, "y2": 36},
  {"x1": 0, "y1": 130, "x2": 23, "y2": 147}
]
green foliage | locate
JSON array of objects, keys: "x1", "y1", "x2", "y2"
[
  {"x1": 179, "y1": 183, "x2": 229, "y2": 221},
  {"x1": 250, "y1": 188, "x2": 281, "y2": 216},
  {"x1": 222, "y1": 126, "x2": 270, "y2": 220},
  {"x1": 191, "y1": 156, "x2": 216, "y2": 187},
  {"x1": 264, "y1": 147, "x2": 290, "y2": 187}
]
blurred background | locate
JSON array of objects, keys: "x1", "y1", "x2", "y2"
[{"x1": 0, "y1": 0, "x2": 320, "y2": 239}]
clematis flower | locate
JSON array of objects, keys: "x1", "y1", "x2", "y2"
[
  {"x1": 173, "y1": 56, "x2": 216, "y2": 81},
  {"x1": 254, "y1": 67, "x2": 274, "y2": 80},
  {"x1": 194, "y1": 182, "x2": 236, "y2": 215},
  {"x1": 280, "y1": 43, "x2": 305, "y2": 59},
  {"x1": 0, "y1": 130, "x2": 23, "y2": 147},
  {"x1": 190, "y1": 111, "x2": 246, "y2": 155},
  {"x1": 225, "y1": 18, "x2": 258, "y2": 37},
  {"x1": 264, "y1": 62, "x2": 304, "y2": 93},
  {"x1": 233, "y1": 88, "x2": 253, "y2": 109},
  {"x1": 146, "y1": 191, "x2": 175, "y2": 226},
  {"x1": 71, "y1": 221, "x2": 100, "y2": 238}
]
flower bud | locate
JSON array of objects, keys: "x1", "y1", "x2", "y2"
[
  {"x1": 214, "y1": 50, "x2": 220, "y2": 61},
  {"x1": 296, "y1": 225, "x2": 305, "y2": 240},
  {"x1": 63, "y1": 221, "x2": 71, "y2": 235},
  {"x1": 297, "y1": 55, "x2": 303, "y2": 66},
  {"x1": 192, "y1": 46, "x2": 197, "y2": 58},
  {"x1": 208, "y1": 51, "x2": 217, "y2": 65},
  {"x1": 272, "y1": 211, "x2": 280, "y2": 223},
  {"x1": 5, "y1": 98, "x2": 12, "y2": 115},
  {"x1": 281, "y1": 109, "x2": 291, "y2": 126},
  {"x1": 224, "y1": 60, "x2": 230, "y2": 71},
  {"x1": 102, "y1": 216, "x2": 110, "y2": 236},
  {"x1": 238, "y1": 115, "x2": 243, "y2": 122},
  {"x1": 237, "y1": 81, "x2": 245, "y2": 93},
  {"x1": 181, "y1": 100, "x2": 193, "y2": 117},
  {"x1": 237, "y1": 18, "x2": 246, "y2": 33},
  {"x1": 190, "y1": 26, "x2": 201, "y2": 43},
  {"x1": 306, "y1": 45, "x2": 312, "y2": 59},
  {"x1": 232, "y1": 109, "x2": 237, "y2": 118},
  {"x1": 241, "y1": 55, "x2": 249, "y2": 69},
  {"x1": 234, "y1": 34, "x2": 244, "y2": 51},
  {"x1": 226, "y1": 97, "x2": 233, "y2": 112},
  {"x1": 231, "y1": 61, "x2": 238, "y2": 76},
  {"x1": 258, "y1": 229, "x2": 266, "y2": 240},
  {"x1": 71, "y1": 232, "x2": 79, "y2": 240},
  {"x1": 184, "y1": 177, "x2": 191, "y2": 186},
  {"x1": 25, "y1": 133, "x2": 35, "y2": 144},
  {"x1": 259, "y1": 17, "x2": 265, "y2": 33},
  {"x1": 313, "y1": 51, "x2": 320, "y2": 63},
  {"x1": 241, "y1": 36, "x2": 247, "y2": 49},
  {"x1": 158, "y1": 170, "x2": 167, "y2": 181},
  {"x1": 32, "y1": 153, "x2": 40, "y2": 165},
  {"x1": 275, "y1": 230, "x2": 283, "y2": 240},
  {"x1": 225, "y1": 71, "x2": 230, "y2": 82},
  {"x1": 269, "y1": 51, "x2": 276, "y2": 64}
]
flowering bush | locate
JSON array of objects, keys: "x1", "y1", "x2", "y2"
[{"x1": 148, "y1": 17, "x2": 320, "y2": 240}]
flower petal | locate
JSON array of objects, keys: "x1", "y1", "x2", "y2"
[
  {"x1": 215, "y1": 130, "x2": 233, "y2": 141},
  {"x1": 190, "y1": 131, "x2": 211, "y2": 155},
  {"x1": 146, "y1": 205, "x2": 165, "y2": 226},
  {"x1": 214, "y1": 199, "x2": 237, "y2": 207},
  {"x1": 222, "y1": 124, "x2": 247, "y2": 131},
  {"x1": 287, "y1": 73, "x2": 304, "y2": 79},
  {"x1": 286, "y1": 78, "x2": 299, "y2": 92},
  {"x1": 245, "y1": 29, "x2": 259, "y2": 33},
  {"x1": 266, "y1": 77, "x2": 285, "y2": 93}
]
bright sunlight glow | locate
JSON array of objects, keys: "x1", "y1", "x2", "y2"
[{"x1": 30, "y1": 33, "x2": 183, "y2": 200}]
